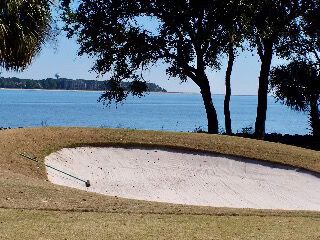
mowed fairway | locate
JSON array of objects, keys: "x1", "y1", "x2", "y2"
[
  {"x1": 1, "y1": 209, "x2": 320, "y2": 240},
  {"x1": 0, "y1": 127, "x2": 320, "y2": 239}
]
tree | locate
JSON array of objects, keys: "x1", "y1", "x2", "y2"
[
  {"x1": 0, "y1": 0, "x2": 52, "y2": 71},
  {"x1": 270, "y1": 61, "x2": 320, "y2": 136},
  {"x1": 62, "y1": 0, "x2": 229, "y2": 134},
  {"x1": 244, "y1": 0, "x2": 302, "y2": 138},
  {"x1": 218, "y1": 0, "x2": 247, "y2": 135},
  {"x1": 270, "y1": 0, "x2": 320, "y2": 136}
]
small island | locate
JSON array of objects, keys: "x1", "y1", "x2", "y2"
[{"x1": 0, "y1": 77, "x2": 167, "y2": 92}]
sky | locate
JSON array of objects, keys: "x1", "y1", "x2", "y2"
[{"x1": 0, "y1": 16, "x2": 282, "y2": 95}]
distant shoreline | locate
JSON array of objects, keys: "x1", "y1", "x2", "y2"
[
  {"x1": 0, "y1": 88, "x2": 184, "y2": 94},
  {"x1": 0, "y1": 88, "x2": 261, "y2": 96},
  {"x1": 0, "y1": 88, "x2": 102, "y2": 92},
  {"x1": 0, "y1": 77, "x2": 167, "y2": 93}
]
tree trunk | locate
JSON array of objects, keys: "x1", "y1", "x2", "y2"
[
  {"x1": 254, "y1": 40, "x2": 273, "y2": 139},
  {"x1": 309, "y1": 94, "x2": 320, "y2": 137},
  {"x1": 199, "y1": 75, "x2": 219, "y2": 134},
  {"x1": 224, "y1": 44, "x2": 235, "y2": 135}
]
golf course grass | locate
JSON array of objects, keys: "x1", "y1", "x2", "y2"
[{"x1": 0, "y1": 127, "x2": 319, "y2": 239}]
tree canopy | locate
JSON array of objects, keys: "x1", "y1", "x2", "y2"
[
  {"x1": 270, "y1": 61, "x2": 320, "y2": 136},
  {"x1": 60, "y1": 0, "x2": 319, "y2": 137},
  {"x1": 277, "y1": 0, "x2": 319, "y2": 67},
  {"x1": 62, "y1": 0, "x2": 235, "y2": 133},
  {"x1": 0, "y1": 0, "x2": 52, "y2": 71}
]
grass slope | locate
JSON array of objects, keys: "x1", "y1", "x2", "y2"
[{"x1": 0, "y1": 127, "x2": 319, "y2": 239}]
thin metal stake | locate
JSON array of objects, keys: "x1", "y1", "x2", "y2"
[
  {"x1": 19, "y1": 153, "x2": 91, "y2": 187},
  {"x1": 20, "y1": 153, "x2": 38, "y2": 162},
  {"x1": 45, "y1": 165, "x2": 88, "y2": 183}
]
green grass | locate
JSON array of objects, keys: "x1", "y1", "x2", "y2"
[{"x1": 0, "y1": 127, "x2": 319, "y2": 239}]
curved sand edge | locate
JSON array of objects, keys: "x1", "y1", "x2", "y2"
[{"x1": 45, "y1": 147, "x2": 320, "y2": 211}]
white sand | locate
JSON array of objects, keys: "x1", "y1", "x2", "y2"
[{"x1": 45, "y1": 147, "x2": 320, "y2": 211}]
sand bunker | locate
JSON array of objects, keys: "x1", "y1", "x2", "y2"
[{"x1": 45, "y1": 147, "x2": 320, "y2": 211}]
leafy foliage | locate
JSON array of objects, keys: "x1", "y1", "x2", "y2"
[
  {"x1": 62, "y1": 0, "x2": 227, "y2": 85},
  {"x1": 277, "y1": 0, "x2": 319, "y2": 67},
  {"x1": 244, "y1": 0, "x2": 301, "y2": 55},
  {"x1": 270, "y1": 61, "x2": 319, "y2": 111},
  {"x1": 0, "y1": 0, "x2": 53, "y2": 71},
  {"x1": 270, "y1": 60, "x2": 320, "y2": 136}
]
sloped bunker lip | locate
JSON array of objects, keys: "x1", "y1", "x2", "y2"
[{"x1": 45, "y1": 147, "x2": 320, "y2": 211}]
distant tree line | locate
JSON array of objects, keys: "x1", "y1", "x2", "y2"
[{"x1": 0, "y1": 77, "x2": 167, "y2": 92}]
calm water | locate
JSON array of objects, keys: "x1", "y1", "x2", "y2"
[{"x1": 0, "y1": 89, "x2": 309, "y2": 135}]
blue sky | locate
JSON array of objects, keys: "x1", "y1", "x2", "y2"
[
  {"x1": 1, "y1": 14, "x2": 280, "y2": 95},
  {"x1": 1, "y1": 33, "x2": 264, "y2": 95}
]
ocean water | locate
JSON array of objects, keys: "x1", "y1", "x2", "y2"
[{"x1": 0, "y1": 89, "x2": 309, "y2": 135}]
